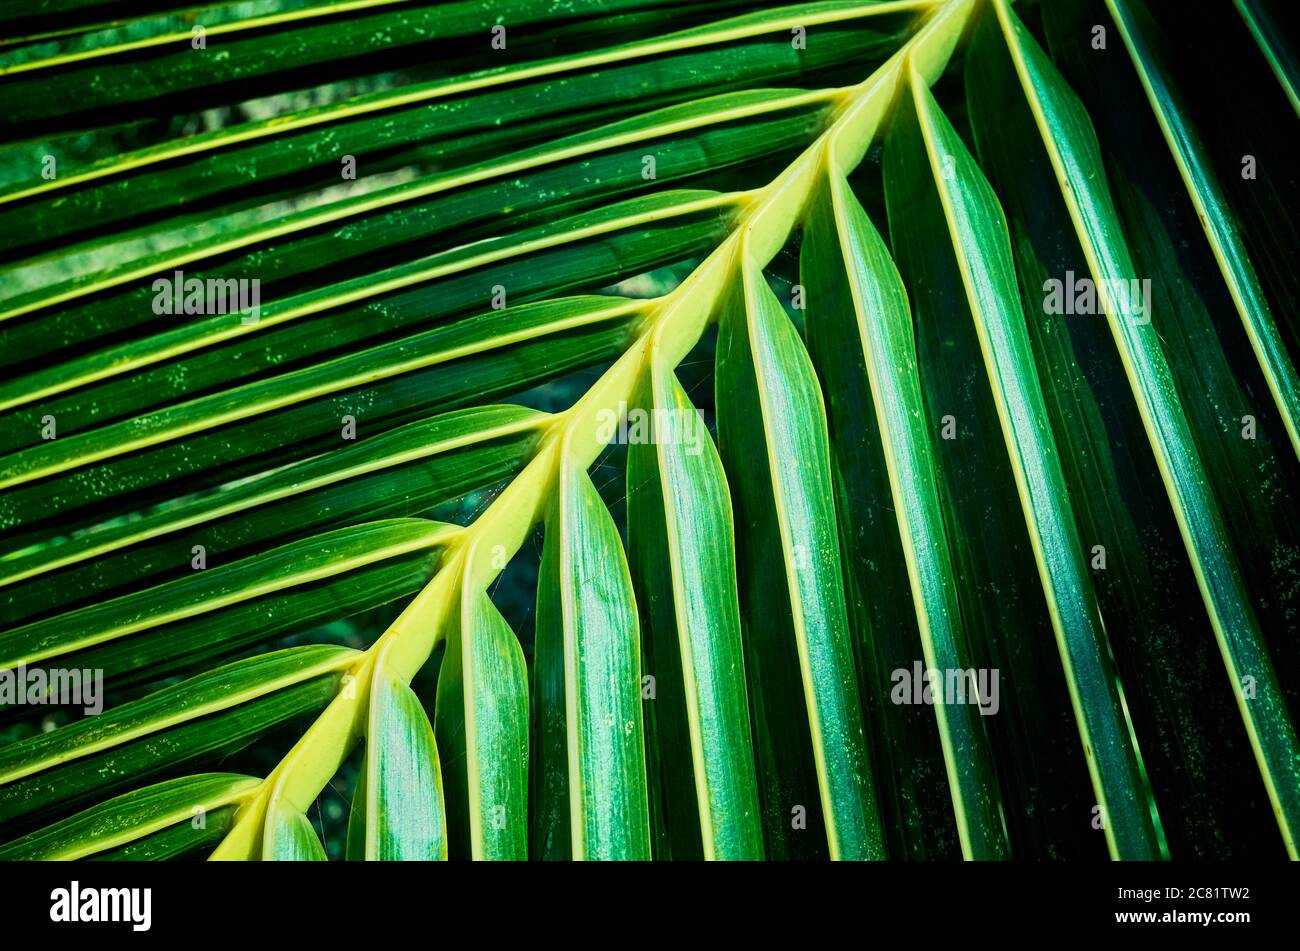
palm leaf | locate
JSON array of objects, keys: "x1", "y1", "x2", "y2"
[{"x1": 2, "y1": 0, "x2": 1297, "y2": 863}]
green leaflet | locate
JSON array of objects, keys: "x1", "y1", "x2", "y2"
[
  {"x1": 0, "y1": 649, "x2": 352, "y2": 826},
  {"x1": 0, "y1": 297, "x2": 640, "y2": 499},
  {"x1": 365, "y1": 672, "x2": 448, "y2": 860},
  {"x1": 2, "y1": 95, "x2": 823, "y2": 353},
  {"x1": 89, "y1": 805, "x2": 237, "y2": 861},
  {"x1": 983, "y1": 0, "x2": 1300, "y2": 856},
  {"x1": 0, "y1": 773, "x2": 259, "y2": 861},
  {"x1": 0, "y1": 519, "x2": 450, "y2": 682},
  {"x1": 435, "y1": 591, "x2": 529, "y2": 860},
  {"x1": 0, "y1": 0, "x2": 1293, "y2": 867},
  {"x1": 0, "y1": 309, "x2": 636, "y2": 544},
  {"x1": 0, "y1": 406, "x2": 542, "y2": 627},
  {"x1": 888, "y1": 105, "x2": 1097, "y2": 858},
  {"x1": 0, "y1": 188, "x2": 731, "y2": 375},
  {"x1": 1, "y1": 299, "x2": 632, "y2": 475},
  {"x1": 626, "y1": 361, "x2": 763, "y2": 860},
  {"x1": 1234, "y1": 0, "x2": 1300, "y2": 118},
  {"x1": 0, "y1": 645, "x2": 357, "y2": 784},
  {"x1": 533, "y1": 462, "x2": 651, "y2": 860},
  {"x1": 715, "y1": 255, "x2": 883, "y2": 860},
  {"x1": 0, "y1": 1, "x2": 405, "y2": 65},
  {"x1": 0, "y1": 0, "x2": 698, "y2": 127},
  {"x1": 0, "y1": 668, "x2": 331, "y2": 825},
  {"x1": 886, "y1": 66, "x2": 1163, "y2": 859},
  {"x1": 266, "y1": 802, "x2": 328, "y2": 861},
  {"x1": 1027, "y1": 0, "x2": 1300, "y2": 858},
  {"x1": 1105, "y1": 0, "x2": 1300, "y2": 459},
  {"x1": 801, "y1": 171, "x2": 960, "y2": 859},
  {"x1": 0, "y1": 1, "x2": 913, "y2": 203},
  {"x1": 0, "y1": 189, "x2": 728, "y2": 405},
  {"x1": 0, "y1": 90, "x2": 818, "y2": 319},
  {"x1": 0, "y1": 27, "x2": 886, "y2": 254},
  {"x1": 345, "y1": 753, "x2": 368, "y2": 862},
  {"x1": 801, "y1": 168, "x2": 1007, "y2": 859}
]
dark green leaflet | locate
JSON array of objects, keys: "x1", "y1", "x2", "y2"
[
  {"x1": 0, "y1": 773, "x2": 258, "y2": 860},
  {"x1": 0, "y1": 671, "x2": 341, "y2": 827},
  {"x1": 0, "y1": 521, "x2": 445, "y2": 686},
  {"x1": 802, "y1": 169, "x2": 1007, "y2": 859},
  {"x1": 715, "y1": 257, "x2": 883, "y2": 860},
  {"x1": 886, "y1": 65, "x2": 1162, "y2": 858},
  {"x1": 435, "y1": 591, "x2": 529, "y2": 860},
  {"x1": 982, "y1": 0, "x2": 1300, "y2": 856},
  {"x1": 0, "y1": 0, "x2": 710, "y2": 128},
  {"x1": 0, "y1": 407, "x2": 540, "y2": 628},
  {"x1": 0, "y1": 189, "x2": 730, "y2": 372},
  {"x1": 533, "y1": 462, "x2": 651, "y2": 860},
  {"x1": 0, "y1": 27, "x2": 889, "y2": 254},
  {"x1": 992, "y1": 0, "x2": 1295, "y2": 858},
  {"x1": 626, "y1": 361, "x2": 763, "y2": 859}
]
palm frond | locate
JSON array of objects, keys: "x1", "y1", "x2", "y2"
[{"x1": 2, "y1": 0, "x2": 1298, "y2": 862}]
